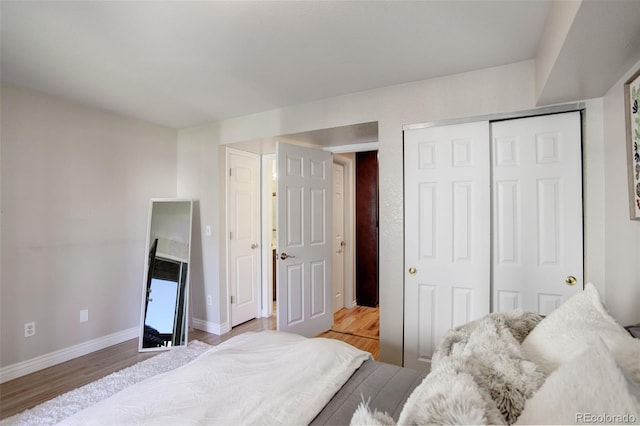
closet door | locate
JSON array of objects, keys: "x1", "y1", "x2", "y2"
[
  {"x1": 403, "y1": 122, "x2": 491, "y2": 372},
  {"x1": 491, "y1": 112, "x2": 583, "y2": 314}
]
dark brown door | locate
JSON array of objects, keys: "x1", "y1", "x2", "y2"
[{"x1": 355, "y1": 151, "x2": 379, "y2": 307}]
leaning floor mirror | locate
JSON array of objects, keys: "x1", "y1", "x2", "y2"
[{"x1": 139, "y1": 199, "x2": 194, "y2": 352}]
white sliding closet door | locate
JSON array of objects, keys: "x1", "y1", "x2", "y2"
[
  {"x1": 403, "y1": 121, "x2": 491, "y2": 372},
  {"x1": 403, "y1": 111, "x2": 584, "y2": 373},
  {"x1": 491, "y1": 112, "x2": 583, "y2": 314}
]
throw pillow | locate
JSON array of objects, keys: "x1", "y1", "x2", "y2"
[
  {"x1": 521, "y1": 282, "x2": 640, "y2": 383},
  {"x1": 516, "y1": 337, "x2": 640, "y2": 425}
]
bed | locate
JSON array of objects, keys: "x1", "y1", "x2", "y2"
[
  {"x1": 57, "y1": 331, "x2": 424, "y2": 426},
  {"x1": 58, "y1": 283, "x2": 639, "y2": 425}
]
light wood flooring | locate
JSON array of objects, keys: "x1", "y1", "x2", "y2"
[
  {"x1": 0, "y1": 306, "x2": 378, "y2": 420},
  {"x1": 330, "y1": 305, "x2": 379, "y2": 340}
]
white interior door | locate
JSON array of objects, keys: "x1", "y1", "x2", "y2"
[
  {"x1": 276, "y1": 142, "x2": 333, "y2": 337},
  {"x1": 228, "y1": 148, "x2": 261, "y2": 327},
  {"x1": 332, "y1": 162, "x2": 345, "y2": 313},
  {"x1": 492, "y1": 112, "x2": 583, "y2": 314},
  {"x1": 403, "y1": 121, "x2": 491, "y2": 372}
]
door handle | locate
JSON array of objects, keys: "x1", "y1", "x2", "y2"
[
  {"x1": 251, "y1": 243, "x2": 259, "y2": 249},
  {"x1": 408, "y1": 267, "x2": 417, "y2": 275},
  {"x1": 280, "y1": 252, "x2": 296, "y2": 260},
  {"x1": 565, "y1": 275, "x2": 577, "y2": 286}
]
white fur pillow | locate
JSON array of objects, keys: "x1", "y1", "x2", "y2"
[
  {"x1": 516, "y1": 337, "x2": 640, "y2": 425},
  {"x1": 350, "y1": 400, "x2": 395, "y2": 426},
  {"x1": 521, "y1": 283, "x2": 640, "y2": 383}
]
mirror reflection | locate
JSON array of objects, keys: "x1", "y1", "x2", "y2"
[{"x1": 139, "y1": 199, "x2": 193, "y2": 352}]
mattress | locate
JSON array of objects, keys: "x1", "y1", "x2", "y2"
[{"x1": 310, "y1": 359, "x2": 426, "y2": 425}]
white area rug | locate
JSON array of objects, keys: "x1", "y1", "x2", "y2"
[{"x1": 1, "y1": 340, "x2": 212, "y2": 426}]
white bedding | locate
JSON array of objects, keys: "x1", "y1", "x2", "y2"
[{"x1": 59, "y1": 331, "x2": 371, "y2": 426}]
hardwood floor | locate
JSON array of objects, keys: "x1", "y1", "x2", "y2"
[
  {"x1": 0, "y1": 337, "x2": 159, "y2": 420},
  {"x1": 318, "y1": 305, "x2": 380, "y2": 360},
  {"x1": 330, "y1": 305, "x2": 379, "y2": 339},
  {"x1": 0, "y1": 307, "x2": 379, "y2": 420},
  {"x1": 316, "y1": 330, "x2": 379, "y2": 360}
]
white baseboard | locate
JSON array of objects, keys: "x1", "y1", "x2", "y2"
[
  {"x1": 192, "y1": 318, "x2": 230, "y2": 335},
  {"x1": 0, "y1": 326, "x2": 139, "y2": 384}
]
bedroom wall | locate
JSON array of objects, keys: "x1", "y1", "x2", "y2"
[
  {"x1": 1, "y1": 58, "x2": 634, "y2": 376},
  {"x1": 0, "y1": 86, "x2": 178, "y2": 370},
  {"x1": 602, "y1": 59, "x2": 640, "y2": 326},
  {"x1": 178, "y1": 60, "x2": 548, "y2": 364},
  {"x1": 178, "y1": 57, "x2": 633, "y2": 365}
]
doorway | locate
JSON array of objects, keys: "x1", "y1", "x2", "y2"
[
  {"x1": 355, "y1": 150, "x2": 379, "y2": 307},
  {"x1": 224, "y1": 121, "x2": 380, "y2": 334},
  {"x1": 259, "y1": 148, "x2": 379, "y2": 337}
]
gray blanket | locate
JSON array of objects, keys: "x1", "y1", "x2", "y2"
[
  {"x1": 312, "y1": 360, "x2": 426, "y2": 425},
  {"x1": 351, "y1": 310, "x2": 546, "y2": 425}
]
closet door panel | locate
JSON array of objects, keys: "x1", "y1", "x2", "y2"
[
  {"x1": 404, "y1": 122, "x2": 490, "y2": 372},
  {"x1": 491, "y1": 112, "x2": 583, "y2": 314}
]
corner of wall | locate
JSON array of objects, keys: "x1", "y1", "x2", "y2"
[{"x1": 534, "y1": 0, "x2": 582, "y2": 103}]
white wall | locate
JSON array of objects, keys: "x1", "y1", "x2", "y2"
[
  {"x1": 1, "y1": 86, "x2": 178, "y2": 369},
  {"x1": 178, "y1": 58, "x2": 640, "y2": 365},
  {"x1": 602, "y1": 60, "x2": 640, "y2": 326},
  {"x1": 3, "y1": 56, "x2": 635, "y2": 372},
  {"x1": 178, "y1": 60, "x2": 547, "y2": 364},
  {"x1": 176, "y1": 127, "x2": 220, "y2": 331}
]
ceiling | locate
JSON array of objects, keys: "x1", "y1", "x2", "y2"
[
  {"x1": 1, "y1": 1, "x2": 552, "y2": 129},
  {"x1": 2, "y1": 1, "x2": 639, "y2": 135}
]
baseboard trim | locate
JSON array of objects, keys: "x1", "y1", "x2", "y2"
[
  {"x1": 0, "y1": 327, "x2": 139, "y2": 384},
  {"x1": 192, "y1": 318, "x2": 230, "y2": 335}
]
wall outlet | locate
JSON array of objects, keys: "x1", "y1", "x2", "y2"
[
  {"x1": 24, "y1": 322, "x2": 35, "y2": 337},
  {"x1": 80, "y1": 309, "x2": 89, "y2": 323},
  {"x1": 206, "y1": 295, "x2": 212, "y2": 306}
]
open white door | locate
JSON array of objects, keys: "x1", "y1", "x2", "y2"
[{"x1": 276, "y1": 142, "x2": 332, "y2": 337}]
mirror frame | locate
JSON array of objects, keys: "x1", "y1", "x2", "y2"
[{"x1": 139, "y1": 198, "x2": 194, "y2": 352}]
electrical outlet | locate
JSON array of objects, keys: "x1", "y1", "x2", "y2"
[
  {"x1": 206, "y1": 295, "x2": 212, "y2": 306},
  {"x1": 24, "y1": 322, "x2": 35, "y2": 337},
  {"x1": 80, "y1": 309, "x2": 89, "y2": 323}
]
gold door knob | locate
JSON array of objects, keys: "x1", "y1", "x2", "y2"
[
  {"x1": 565, "y1": 275, "x2": 577, "y2": 286},
  {"x1": 408, "y1": 267, "x2": 417, "y2": 275}
]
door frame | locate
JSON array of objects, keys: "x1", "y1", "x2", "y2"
[
  {"x1": 226, "y1": 144, "x2": 372, "y2": 326},
  {"x1": 260, "y1": 154, "x2": 277, "y2": 318}
]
